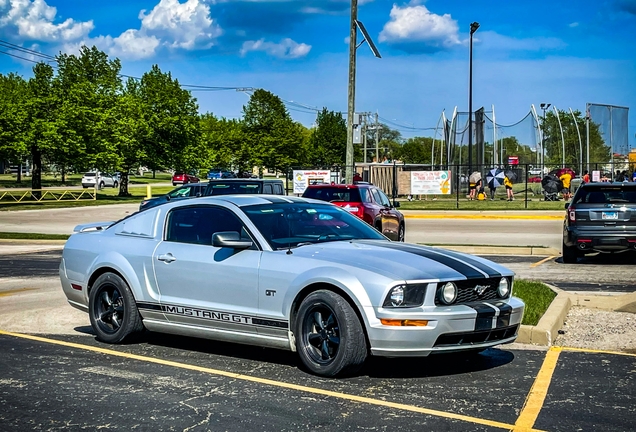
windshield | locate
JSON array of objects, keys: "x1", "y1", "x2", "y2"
[{"x1": 243, "y1": 202, "x2": 385, "y2": 249}]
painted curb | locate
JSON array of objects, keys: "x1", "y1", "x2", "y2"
[
  {"x1": 430, "y1": 244, "x2": 560, "y2": 256},
  {"x1": 517, "y1": 289, "x2": 571, "y2": 346}
]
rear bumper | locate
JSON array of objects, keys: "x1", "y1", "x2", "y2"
[{"x1": 564, "y1": 227, "x2": 636, "y2": 252}]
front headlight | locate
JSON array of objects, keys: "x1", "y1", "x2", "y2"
[
  {"x1": 439, "y1": 282, "x2": 457, "y2": 304},
  {"x1": 383, "y1": 283, "x2": 427, "y2": 308},
  {"x1": 498, "y1": 277, "x2": 511, "y2": 298}
]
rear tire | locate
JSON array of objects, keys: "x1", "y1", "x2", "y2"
[
  {"x1": 295, "y1": 290, "x2": 367, "y2": 377},
  {"x1": 562, "y1": 242, "x2": 578, "y2": 264},
  {"x1": 89, "y1": 272, "x2": 144, "y2": 343}
]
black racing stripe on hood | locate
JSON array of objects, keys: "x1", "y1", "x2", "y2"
[
  {"x1": 359, "y1": 241, "x2": 484, "y2": 279},
  {"x1": 437, "y1": 249, "x2": 503, "y2": 278}
]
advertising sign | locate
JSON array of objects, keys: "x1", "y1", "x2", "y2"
[
  {"x1": 292, "y1": 170, "x2": 331, "y2": 194},
  {"x1": 592, "y1": 170, "x2": 600, "y2": 182},
  {"x1": 410, "y1": 171, "x2": 451, "y2": 195}
]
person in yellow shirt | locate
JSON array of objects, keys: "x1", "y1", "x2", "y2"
[
  {"x1": 560, "y1": 172, "x2": 572, "y2": 200},
  {"x1": 504, "y1": 175, "x2": 514, "y2": 201}
]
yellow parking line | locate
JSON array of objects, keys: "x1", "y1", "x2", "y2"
[
  {"x1": 0, "y1": 288, "x2": 37, "y2": 298},
  {"x1": 513, "y1": 346, "x2": 562, "y2": 431},
  {"x1": 0, "y1": 329, "x2": 543, "y2": 431},
  {"x1": 561, "y1": 346, "x2": 636, "y2": 357},
  {"x1": 529, "y1": 256, "x2": 556, "y2": 268}
]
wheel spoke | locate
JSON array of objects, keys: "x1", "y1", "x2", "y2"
[
  {"x1": 308, "y1": 333, "x2": 322, "y2": 347},
  {"x1": 100, "y1": 310, "x2": 112, "y2": 323},
  {"x1": 100, "y1": 291, "x2": 112, "y2": 307},
  {"x1": 321, "y1": 340, "x2": 330, "y2": 360},
  {"x1": 313, "y1": 312, "x2": 324, "y2": 330},
  {"x1": 114, "y1": 304, "x2": 124, "y2": 314},
  {"x1": 325, "y1": 313, "x2": 335, "y2": 329},
  {"x1": 110, "y1": 313, "x2": 121, "y2": 330},
  {"x1": 328, "y1": 335, "x2": 340, "y2": 345}
]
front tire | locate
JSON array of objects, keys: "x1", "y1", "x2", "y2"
[
  {"x1": 113, "y1": 181, "x2": 118, "y2": 188},
  {"x1": 397, "y1": 223, "x2": 405, "y2": 242},
  {"x1": 89, "y1": 272, "x2": 144, "y2": 343},
  {"x1": 562, "y1": 242, "x2": 578, "y2": 264},
  {"x1": 295, "y1": 290, "x2": 367, "y2": 377},
  {"x1": 99, "y1": 181, "x2": 105, "y2": 190}
]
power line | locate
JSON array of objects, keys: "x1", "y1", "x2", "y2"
[{"x1": 0, "y1": 39, "x2": 56, "y2": 61}]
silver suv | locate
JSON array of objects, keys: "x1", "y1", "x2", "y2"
[{"x1": 81, "y1": 172, "x2": 118, "y2": 189}]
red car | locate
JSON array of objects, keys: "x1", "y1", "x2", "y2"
[
  {"x1": 302, "y1": 183, "x2": 405, "y2": 241},
  {"x1": 172, "y1": 172, "x2": 200, "y2": 186}
]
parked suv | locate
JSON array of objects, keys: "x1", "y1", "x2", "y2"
[
  {"x1": 205, "y1": 178, "x2": 285, "y2": 196},
  {"x1": 302, "y1": 183, "x2": 405, "y2": 241},
  {"x1": 172, "y1": 172, "x2": 200, "y2": 186},
  {"x1": 562, "y1": 182, "x2": 636, "y2": 263},
  {"x1": 139, "y1": 183, "x2": 207, "y2": 211},
  {"x1": 81, "y1": 172, "x2": 118, "y2": 189},
  {"x1": 139, "y1": 179, "x2": 285, "y2": 211}
]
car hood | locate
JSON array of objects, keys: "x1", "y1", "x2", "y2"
[{"x1": 290, "y1": 240, "x2": 512, "y2": 281}]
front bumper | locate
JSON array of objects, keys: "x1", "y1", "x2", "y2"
[
  {"x1": 564, "y1": 227, "x2": 636, "y2": 252},
  {"x1": 366, "y1": 297, "x2": 525, "y2": 357}
]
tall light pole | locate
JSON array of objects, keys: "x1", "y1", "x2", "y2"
[
  {"x1": 468, "y1": 21, "x2": 479, "y2": 176},
  {"x1": 345, "y1": 1, "x2": 381, "y2": 184},
  {"x1": 540, "y1": 103, "x2": 550, "y2": 170}
]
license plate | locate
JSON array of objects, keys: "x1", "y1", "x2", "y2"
[{"x1": 602, "y1": 212, "x2": 618, "y2": 220}]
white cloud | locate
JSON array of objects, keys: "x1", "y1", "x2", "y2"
[
  {"x1": 478, "y1": 31, "x2": 566, "y2": 52},
  {"x1": 569, "y1": 22, "x2": 579, "y2": 28},
  {"x1": 379, "y1": 3, "x2": 461, "y2": 49},
  {"x1": 240, "y1": 37, "x2": 311, "y2": 58},
  {"x1": 139, "y1": 0, "x2": 222, "y2": 50},
  {"x1": 0, "y1": 0, "x2": 93, "y2": 41}
]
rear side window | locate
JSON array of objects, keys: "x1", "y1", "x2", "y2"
[
  {"x1": 206, "y1": 183, "x2": 262, "y2": 195},
  {"x1": 302, "y1": 187, "x2": 362, "y2": 202},
  {"x1": 573, "y1": 186, "x2": 636, "y2": 205},
  {"x1": 263, "y1": 184, "x2": 273, "y2": 194},
  {"x1": 273, "y1": 183, "x2": 283, "y2": 195}
]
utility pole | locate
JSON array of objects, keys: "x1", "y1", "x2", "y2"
[
  {"x1": 345, "y1": 0, "x2": 358, "y2": 184},
  {"x1": 362, "y1": 113, "x2": 367, "y2": 163},
  {"x1": 375, "y1": 112, "x2": 380, "y2": 162}
]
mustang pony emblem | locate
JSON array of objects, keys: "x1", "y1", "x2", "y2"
[{"x1": 474, "y1": 284, "x2": 490, "y2": 296}]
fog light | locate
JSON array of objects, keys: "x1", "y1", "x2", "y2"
[{"x1": 441, "y1": 282, "x2": 457, "y2": 304}]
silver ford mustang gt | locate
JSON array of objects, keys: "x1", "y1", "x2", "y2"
[{"x1": 60, "y1": 195, "x2": 524, "y2": 377}]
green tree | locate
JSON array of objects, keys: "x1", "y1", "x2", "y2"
[
  {"x1": 393, "y1": 137, "x2": 434, "y2": 164},
  {"x1": 52, "y1": 46, "x2": 122, "y2": 176},
  {"x1": 138, "y1": 65, "x2": 200, "y2": 173},
  {"x1": 25, "y1": 63, "x2": 58, "y2": 192},
  {"x1": 199, "y1": 114, "x2": 247, "y2": 171},
  {"x1": 308, "y1": 108, "x2": 347, "y2": 167},
  {"x1": 0, "y1": 73, "x2": 29, "y2": 181},
  {"x1": 242, "y1": 89, "x2": 305, "y2": 173}
]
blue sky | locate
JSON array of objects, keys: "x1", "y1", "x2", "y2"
[{"x1": 1, "y1": 0, "x2": 635, "y2": 148}]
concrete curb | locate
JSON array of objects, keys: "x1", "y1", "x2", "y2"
[{"x1": 431, "y1": 244, "x2": 560, "y2": 256}]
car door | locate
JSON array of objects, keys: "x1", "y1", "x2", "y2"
[
  {"x1": 371, "y1": 188, "x2": 399, "y2": 240},
  {"x1": 153, "y1": 205, "x2": 261, "y2": 335}
]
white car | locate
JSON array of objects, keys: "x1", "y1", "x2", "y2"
[{"x1": 81, "y1": 172, "x2": 118, "y2": 189}]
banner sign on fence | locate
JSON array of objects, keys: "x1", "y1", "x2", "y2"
[
  {"x1": 410, "y1": 171, "x2": 451, "y2": 195},
  {"x1": 292, "y1": 170, "x2": 331, "y2": 194}
]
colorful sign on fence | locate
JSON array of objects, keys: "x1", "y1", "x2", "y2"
[
  {"x1": 410, "y1": 171, "x2": 452, "y2": 195},
  {"x1": 292, "y1": 170, "x2": 331, "y2": 194}
]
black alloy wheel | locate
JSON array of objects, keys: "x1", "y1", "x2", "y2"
[
  {"x1": 89, "y1": 272, "x2": 144, "y2": 343},
  {"x1": 295, "y1": 290, "x2": 367, "y2": 377}
]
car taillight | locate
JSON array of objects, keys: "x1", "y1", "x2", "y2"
[
  {"x1": 342, "y1": 203, "x2": 365, "y2": 219},
  {"x1": 568, "y1": 206, "x2": 576, "y2": 223}
]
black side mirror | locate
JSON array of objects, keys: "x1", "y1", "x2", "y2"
[
  {"x1": 212, "y1": 231, "x2": 253, "y2": 249},
  {"x1": 165, "y1": 195, "x2": 171, "y2": 201}
]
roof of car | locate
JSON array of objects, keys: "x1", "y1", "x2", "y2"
[
  {"x1": 207, "y1": 178, "x2": 283, "y2": 183},
  {"x1": 580, "y1": 182, "x2": 636, "y2": 188},
  {"x1": 306, "y1": 182, "x2": 372, "y2": 189},
  {"x1": 165, "y1": 194, "x2": 311, "y2": 208}
]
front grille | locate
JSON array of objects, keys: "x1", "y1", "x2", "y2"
[
  {"x1": 433, "y1": 324, "x2": 519, "y2": 347},
  {"x1": 435, "y1": 278, "x2": 507, "y2": 306}
]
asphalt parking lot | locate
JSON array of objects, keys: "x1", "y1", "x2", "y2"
[
  {"x1": 1, "y1": 250, "x2": 635, "y2": 430},
  {"x1": 1, "y1": 329, "x2": 634, "y2": 431}
]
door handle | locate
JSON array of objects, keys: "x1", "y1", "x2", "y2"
[{"x1": 158, "y1": 253, "x2": 176, "y2": 263}]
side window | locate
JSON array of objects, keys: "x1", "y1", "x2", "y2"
[
  {"x1": 273, "y1": 183, "x2": 283, "y2": 195},
  {"x1": 359, "y1": 188, "x2": 371, "y2": 203},
  {"x1": 169, "y1": 187, "x2": 190, "y2": 198},
  {"x1": 377, "y1": 190, "x2": 392, "y2": 207},
  {"x1": 166, "y1": 206, "x2": 245, "y2": 245},
  {"x1": 263, "y1": 184, "x2": 273, "y2": 194},
  {"x1": 370, "y1": 188, "x2": 383, "y2": 205}
]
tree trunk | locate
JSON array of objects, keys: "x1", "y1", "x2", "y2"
[
  {"x1": 61, "y1": 166, "x2": 66, "y2": 183},
  {"x1": 17, "y1": 163, "x2": 22, "y2": 183},
  {"x1": 31, "y1": 148, "x2": 42, "y2": 199},
  {"x1": 152, "y1": 170, "x2": 156, "y2": 179},
  {"x1": 118, "y1": 170, "x2": 131, "y2": 197}
]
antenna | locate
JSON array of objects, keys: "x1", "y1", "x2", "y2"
[{"x1": 355, "y1": 20, "x2": 381, "y2": 58}]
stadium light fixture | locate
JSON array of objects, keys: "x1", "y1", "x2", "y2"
[{"x1": 468, "y1": 22, "x2": 480, "y2": 176}]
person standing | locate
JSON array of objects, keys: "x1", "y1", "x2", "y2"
[
  {"x1": 582, "y1": 170, "x2": 590, "y2": 183},
  {"x1": 559, "y1": 171, "x2": 572, "y2": 200},
  {"x1": 504, "y1": 175, "x2": 514, "y2": 201}
]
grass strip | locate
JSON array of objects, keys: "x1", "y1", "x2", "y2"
[
  {"x1": 0, "y1": 232, "x2": 70, "y2": 240},
  {"x1": 513, "y1": 279, "x2": 557, "y2": 326}
]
